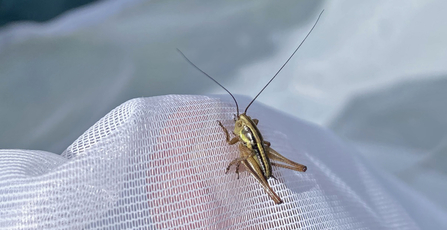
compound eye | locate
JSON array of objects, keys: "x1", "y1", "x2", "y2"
[{"x1": 237, "y1": 122, "x2": 242, "y2": 127}]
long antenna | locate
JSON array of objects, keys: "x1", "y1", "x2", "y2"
[
  {"x1": 177, "y1": 49, "x2": 240, "y2": 116},
  {"x1": 244, "y1": 10, "x2": 324, "y2": 114}
]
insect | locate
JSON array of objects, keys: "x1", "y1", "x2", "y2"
[{"x1": 177, "y1": 10, "x2": 324, "y2": 204}]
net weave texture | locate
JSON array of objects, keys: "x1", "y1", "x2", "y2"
[{"x1": 0, "y1": 95, "x2": 419, "y2": 229}]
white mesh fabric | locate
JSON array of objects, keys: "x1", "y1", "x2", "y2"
[{"x1": 0, "y1": 95, "x2": 419, "y2": 229}]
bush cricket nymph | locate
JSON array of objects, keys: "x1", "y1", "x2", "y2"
[{"x1": 178, "y1": 10, "x2": 324, "y2": 204}]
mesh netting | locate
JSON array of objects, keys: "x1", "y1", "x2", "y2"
[{"x1": 0, "y1": 95, "x2": 419, "y2": 229}]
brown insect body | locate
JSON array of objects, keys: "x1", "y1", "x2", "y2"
[
  {"x1": 234, "y1": 114, "x2": 272, "y2": 178},
  {"x1": 218, "y1": 113, "x2": 307, "y2": 204}
]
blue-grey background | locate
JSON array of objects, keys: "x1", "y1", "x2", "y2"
[{"x1": 1, "y1": 0, "x2": 446, "y2": 217}]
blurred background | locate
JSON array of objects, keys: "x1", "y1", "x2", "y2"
[{"x1": 1, "y1": 0, "x2": 446, "y2": 218}]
